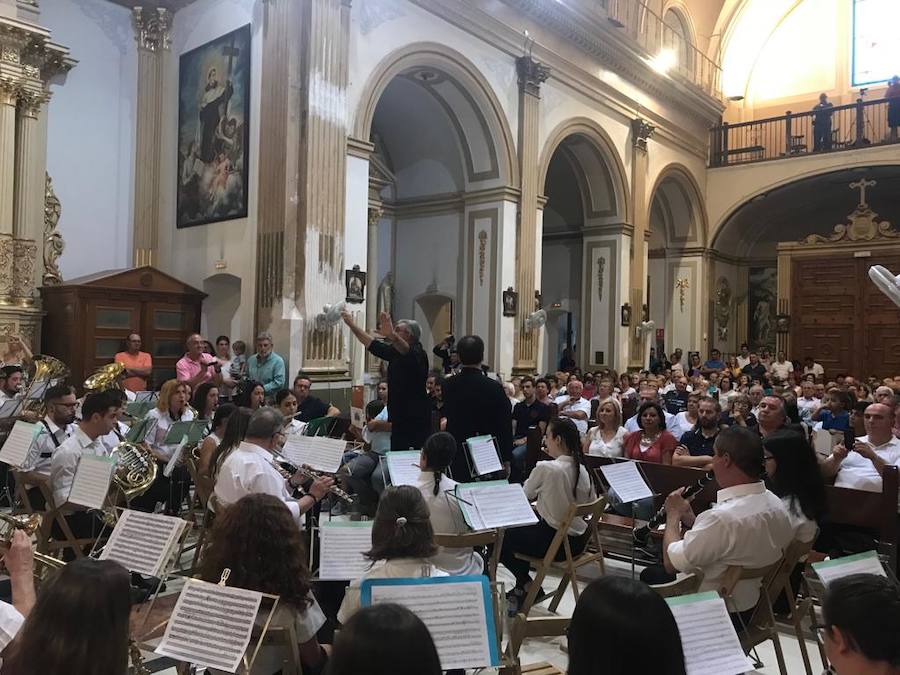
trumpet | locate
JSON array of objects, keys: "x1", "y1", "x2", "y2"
[
  {"x1": 270, "y1": 452, "x2": 355, "y2": 504},
  {"x1": 0, "y1": 513, "x2": 65, "y2": 572}
]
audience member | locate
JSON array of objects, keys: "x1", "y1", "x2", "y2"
[
  {"x1": 175, "y1": 333, "x2": 222, "y2": 389},
  {"x1": 292, "y1": 375, "x2": 340, "y2": 422},
  {"x1": 554, "y1": 379, "x2": 592, "y2": 436},
  {"x1": 741, "y1": 352, "x2": 767, "y2": 383},
  {"x1": 114, "y1": 333, "x2": 152, "y2": 392},
  {"x1": 624, "y1": 387, "x2": 676, "y2": 432},
  {"x1": 721, "y1": 393, "x2": 758, "y2": 429},
  {"x1": 701, "y1": 349, "x2": 726, "y2": 375},
  {"x1": 213, "y1": 335, "x2": 238, "y2": 400},
  {"x1": 623, "y1": 401, "x2": 678, "y2": 465},
  {"x1": 583, "y1": 398, "x2": 626, "y2": 458},
  {"x1": 663, "y1": 376, "x2": 689, "y2": 415},
  {"x1": 673, "y1": 396, "x2": 721, "y2": 469},
  {"x1": 511, "y1": 376, "x2": 551, "y2": 476},
  {"x1": 246, "y1": 332, "x2": 286, "y2": 396},
  {"x1": 670, "y1": 393, "x2": 700, "y2": 439},
  {"x1": 803, "y1": 356, "x2": 824, "y2": 379}
]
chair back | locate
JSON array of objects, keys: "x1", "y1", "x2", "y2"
[
  {"x1": 184, "y1": 454, "x2": 214, "y2": 509},
  {"x1": 507, "y1": 613, "x2": 569, "y2": 664},
  {"x1": 651, "y1": 573, "x2": 704, "y2": 599},
  {"x1": 433, "y1": 529, "x2": 504, "y2": 582}
]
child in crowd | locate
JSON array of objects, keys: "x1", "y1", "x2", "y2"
[{"x1": 229, "y1": 340, "x2": 247, "y2": 381}]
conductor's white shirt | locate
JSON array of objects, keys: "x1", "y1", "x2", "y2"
[
  {"x1": 214, "y1": 441, "x2": 301, "y2": 524},
  {"x1": 667, "y1": 481, "x2": 793, "y2": 612}
]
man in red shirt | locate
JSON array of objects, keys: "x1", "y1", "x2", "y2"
[{"x1": 113, "y1": 333, "x2": 152, "y2": 392}]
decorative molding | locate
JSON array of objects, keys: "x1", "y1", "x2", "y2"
[
  {"x1": 596, "y1": 256, "x2": 605, "y2": 302},
  {"x1": 515, "y1": 55, "x2": 550, "y2": 97},
  {"x1": 11, "y1": 239, "x2": 36, "y2": 305},
  {"x1": 42, "y1": 173, "x2": 63, "y2": 286},
  {"x1": 347, "y1": 136, "x2": 375, "y2": 159},
  {"x1": 132, "y1": 7, "x2": 172, "y2": 52},
  {"x1": 714, "y1": 276, "x2": 733, "y2": 341},
  {"x1": 0, "y1": 235, "x2": 13, "y2": 304},
  {"x1": 801, "y1": 179, "x2": 898, "y2": 245},
  {"x1": 478, "y1": 230, "x2": 488, "y2": 286},
  {"x1": 675, "y1": 277, "x2": 689, "y2": 312},
  {"x1": 631, "y1": 117, "x2": 655, "y2": 152},
  {"x1": 367, "y1": 205, "x2": 383, "y2": 227}
]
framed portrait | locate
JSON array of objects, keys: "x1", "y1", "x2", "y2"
[
  {"x1": 620, "y1": 303, "x2": 632, "y2": 326},
  {"x1": 346, "y1": 266, "x2": 366, "y2": 304},
  {"x1": 502, "y1": 288, "x2": 518, "y2": 317},
  {"x1": 177, "y1": 24, "x2": 251, "y2": 228},
  {"x1": 775, "y1": 314, "x2": 791, "y2": 333}
]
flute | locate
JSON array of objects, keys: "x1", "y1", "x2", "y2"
[
  {"x1": 271, "y1": 451, "x2": 355, "y2": 504},
  {"x1": 633, "y1": 470, "x2": 714, "y2": 544}
]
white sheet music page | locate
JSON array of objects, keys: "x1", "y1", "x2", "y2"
[
  {"x1": 364, "y1": 577, "x2": 498, "y2": 670},
  {"x1": 467, "y1": 435, "x2": 502, "y2": 476},
  {"x1": 0, "y1": 399, "x2": 20, "y2": 419},
  {"x1": 99, "y1": 510, "x2": 187, "y2": 577},
  {"x1": 281, "y1": 435, "x2": 344, "y2": 473},
  {"x1": 666, "y1": 592, "x2": 754, "y2": 675},
  {"x1": 0, "y1": 420, "x2": 39, "y2": 467},
  {"x1": 812, "y1": 550, "x2": 887, "y2": 585},
  {"x1": 164, "y1": 437, "x2": 188, "y2": 478},
  {"x1": 318, "y1": 521, "x2": 373, "y2": 580},
  {"x1": 470, "y1": 483, "x2": 538, "y2": 529},
  {"x1": 454, "y1": 481, "x2": 507, "y2": 530},
  {"x1": 155, "y1": 578, "x2": 262, "y2": 673},
  {"x1": 386, "y1": 451, "x2": 421, "y2": 487},
  {"x1": 67, "y1": 454, "x2": 115, "y2": 510},
  {"x1": 600, "y1": 461, "x2": 653, "y2": 503}
]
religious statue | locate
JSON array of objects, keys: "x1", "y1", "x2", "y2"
[{"x1": 377, "y1": 272, "x2": 394, "y2": 318}]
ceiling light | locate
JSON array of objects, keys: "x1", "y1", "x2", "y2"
[{"x1": 648, "y1": 49, "x2": 676, "y2": 75}]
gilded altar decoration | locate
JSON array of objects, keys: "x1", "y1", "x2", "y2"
[
  {"x1": 43, "y1": 173, "x2": 63, "y2": 286},
  {"x1": 132, "y1": 7, "x2": 172, "y2": 52},
  {"x1": 714, "y1": 277, "x2": 731, "y2": 341},
  {"x1": 0, "y1": 235, "x2": 13, "y2": 304},
  {"x1": 11, "y1": 240, "x2": 37, "y2": 306},
  {"x1": 675, "y1": 277, "x2": 689, "y2": 312},
  {"x1": 597, "y1": 257, "x2": 605, "y2": 302},
  {"x1": 478, "y1": 230, "x2": 488, "y2": 286},
  {"x1": 801, "y1": 177, "x2": 898, "y2": 244}
]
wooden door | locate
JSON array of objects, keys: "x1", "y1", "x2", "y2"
[
  {"x1": 791, "y1": 253, "x2": 900, "y2": 379},
  {"x1": 143, "y1": 302, "x2": 199, "y2": 386},
  {"x1": 84, "y1": 299, "x2": 141, "y2": 379}
]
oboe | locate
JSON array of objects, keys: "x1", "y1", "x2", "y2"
[
  {"x1": 271, "y1": 452, "x2": 355, "y2": 504},
  {"x1": 633, "y1": 470, "x2": 714, "y2": 545}
]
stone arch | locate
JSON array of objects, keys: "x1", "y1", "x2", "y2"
[
  {"x1": 538, "y1": 117, "x2": 629, "y2": 223},
  {"x1": 648, "y1": 163, "x2": 709, "y2": 248},
  {"x1": 662, "y1": 2, "x2": 697, "y2": 74},
  {"x1": 353, "y1": 42, "x2": 518, "y2": 189}
]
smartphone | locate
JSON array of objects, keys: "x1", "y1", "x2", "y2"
[{"x1": 843, "y1": 428, "x2": 856, "y2": 448}]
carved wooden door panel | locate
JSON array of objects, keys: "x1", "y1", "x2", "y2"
[{"x1": 861, "y1": 254, "x2": 900, "y2": 378}]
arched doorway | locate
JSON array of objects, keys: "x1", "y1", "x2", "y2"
[
  {"x1": 538, "y1": 124, "x2": 628, "y2": 373},
  {"x1": 202, "y1": 273, "x2": 242, "y2": 341}
]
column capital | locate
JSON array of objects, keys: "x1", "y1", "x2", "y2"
[
  {"x1": 516, "y1": 55, "x2": 550, "y2": 97},
  {"x1": 132, "y1": 7, "x2": 173, "y2": 53},
  {"x1": 631, "y1": 117, "x2": 656, "y2": 152}
]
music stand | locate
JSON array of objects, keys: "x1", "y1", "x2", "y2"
[{"x1": 463, "y1": 435, "x2": 504, "y2": 482}]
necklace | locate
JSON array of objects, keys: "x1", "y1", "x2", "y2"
[{"x1": 640, "y1": 431, "x2": 660, "y2": 445}]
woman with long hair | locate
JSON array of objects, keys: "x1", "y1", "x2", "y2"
[
  {"x1": 191, "y1": 381, "x2": 220, "y2": 421},
  {"x1": 622, "y1": 402, "x2": 678, "y2": 465},
  {"x1": 500, "y1": 417, "x2": 595, "y2": 614},
  {"x1": 415, "y1": 431, "x2": 483, "y2": 575},
  {"x1": 583, "y1": 398, "x2": 626, "y2": 457},
  {"x1": 763, "y1": 430, "x2": 827, "y2": 543},
  {"x1": 338, "y1": 486, "x2": 444, "y2": 625},
  {"x1": 197, "y1": 403, "x2": 236, "y2": 477},
  {"x1": 1, "y1": 558, "x2": 131, "y2": 675},
  {"x1": 568, "y1": 577, "x2": 686, "y2": 675},
  {"x1": 237, "y1": 380, "x2": 265, "y2": 411},
  {"x1": 209, "y1": 406, "x2": 253, "y2": 481},
  {"x1": 200, "y1": 494, "x2": 327, "y2": 673}
]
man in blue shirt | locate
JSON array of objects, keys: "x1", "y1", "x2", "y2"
[
  {"x1": 246, "y1": 331, "x2": 286, "y2": 396},
  {"x1": 701, "y1": 349, "x2": 726, "y2": 376},
  {"x1": 673, "y1": 396, "x2": 721, "y2": 468}
]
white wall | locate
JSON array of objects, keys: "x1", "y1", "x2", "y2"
[{"x1": 43, "y1": 0, "x2": 136, "y2": 280}]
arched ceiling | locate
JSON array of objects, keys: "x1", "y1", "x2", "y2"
[
  {"x1": 649, "y1": 176, "x2": 699, "y2": 249},
  {"x1": 713, "y1": 165, "x2": 900, "y2": 257}
]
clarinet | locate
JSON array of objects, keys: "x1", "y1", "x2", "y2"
[
  {"x1": 633, "y1": 470, "x2": 714, "y2": 545},
  {"x1": 271, "y1": 452, "x2": 355, "y2": 504}
]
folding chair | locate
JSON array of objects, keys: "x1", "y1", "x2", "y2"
[
  {"x1": 769, "y1": 539, "x2": 818, "y2": 675},
  {"x1": 39, "y1": 504, "x2": 97, "y2": 560},
  {"x1": 433, "y1": 528, "x2": 504, "y2": 583},
  {"x1": 259, "y1": 612, "x2": 304, "y2": 675},
  {"x1": 719, "y1": 557, "x2": 787, "y2": 675},
  {"x1": 515, "y1": 496, "x2": 606, "y2": 616},
  {"x1": 650, "y1": 572, "x2": 703, "y2": 599},
  {"x1": 504, "y1": 613, "x2": 568, "y2": 675},
  {"x1": 184, "y1": 455, "x2": 216, "y2": 572}
]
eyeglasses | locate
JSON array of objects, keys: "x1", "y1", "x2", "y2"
[{"x1": 763, "y1": 455, "x2": 775, "y2": 462}]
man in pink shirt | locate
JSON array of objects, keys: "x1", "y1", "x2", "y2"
[{"x1": 175, "y1": 333, "x2": 223, "y2": 389}]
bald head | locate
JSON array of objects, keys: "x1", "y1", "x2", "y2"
[{"x1": 864, "y1": 402, "x2": 894, "y2": 443}]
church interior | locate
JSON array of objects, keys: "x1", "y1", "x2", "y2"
[{"x1": 0, "y1": 0, "x2": 897, "y2": 673}]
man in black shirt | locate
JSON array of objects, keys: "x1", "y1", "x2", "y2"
[
  {"x1": 293, "y1": 374, "x2": 340, "y2": 422},
  {"x1": 342, "y1": 309, "x2": 430, "y2": 450},
  {"x1": 510, "y1": 377, "x2": 550, "y2": 480},
  {"x1": 663, "y1": 376, "x2": 690, "y2": 415},
  {"x1": 442, "y1": 335, "x2": 513, "y2": 482},
  {"x1": 741, "y1": 352, "x2": 767, "y2": 383},
  {"x1": 673, "y1": 396, "x2": 721, "y2": 469}
]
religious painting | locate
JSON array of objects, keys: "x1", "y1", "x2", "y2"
[
  {"x1": 748, "y1": 266, "x2": 777, "y2": 350},
  {"x1": 177, "y1": 25, "x2": 251, "y2": 228},
  {"x1": 345, "y1": 266, "x2": 366, "y2": 304},
  {"x1": 502, "y1": 288, "x2": 518, "y2": 317}
]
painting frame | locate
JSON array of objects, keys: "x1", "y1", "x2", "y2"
[
  {"x1": 176, "y1": 24, "x2": 252, "y2": 229},
  {"x1": 345, "y1": 266, "x2": 366, "y2": 304},
  {"x1": 748, "y1": 266, "x2": 777, "y2": 351},
  {"x1": 502, "y1": 288, "x2": 518, "y2": 317}
]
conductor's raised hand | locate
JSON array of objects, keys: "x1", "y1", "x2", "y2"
[{"x1": 379, "y1": 312, "x2": 396, "y2": 340}]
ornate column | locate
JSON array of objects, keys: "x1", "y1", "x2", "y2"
[
  {"x1": 0, "y1": 81, "x2": 14, "y2": 238},
  {"x1": 11, "y1": 96, "x2": 42, "y2": 307},
  {"x1": 513, "y1": 55, "x2": 550, "y2": 375},
  {"x1": 131, "y1": 7, "x2": 171, "y2": 267},
  {"x1": 628, "y1": 118, "x2": 655, "y2": 368},
  {"x1": 296, "y1": 0, "x2": 352, "y2": 377}
]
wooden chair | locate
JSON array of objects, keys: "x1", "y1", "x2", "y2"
[
  {"x1": 719, "y1": 558, "x2": 787, "y2": 675},
  {"x1": 503, "y1": 613, "x2": 568, "y2": 675},
  {"x1": 39, "y1": 504, "x2": 96, "y2": 560},
  {"x1": 515, "y1": 496, "x2": 607, "y2": 616},
  {"x1": 184, "y1": 455, "x2": 216, "y2": 572},
  {"x1": 433, "y1": 528, "x2": 504, "y2": 583},
  {"x1": 650, "y1": 572, "x2": 703, "y2": 599},
  {"x1": 768, "y1": 538, "x2": 817, "y2": 675}
]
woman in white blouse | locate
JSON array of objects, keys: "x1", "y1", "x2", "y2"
[
  {"x1": 670, "y1": 393, "x2": 700, "y2": 440},
  {"x1": 415, "y1": 432, "x2": 483, "y2": 576},
  {"x1": 500, "y1": 417, "x2": 595, "y2": 614},
  {"x1": 583, "y1": 398, "x2": 626, "y2": 457},
  {"x1": 762, "y1": 430, "x2": 826, "y2": 544}
]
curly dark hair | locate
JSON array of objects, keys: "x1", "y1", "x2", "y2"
[
  {"x1": 366, "y1": 486, "x2": 436, "y2": 562},
  {"x1": 199, "y1": 493, "x2": 312, "y2": 608}
]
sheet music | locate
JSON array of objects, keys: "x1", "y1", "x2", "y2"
[
  {"x1": 67, "y1": 454, "x2": 115, "y2": 510},
  {"x1": 99, "y1": 510, "x2": 187, "y2": 577},
  {"x1": 164, "y1": 437, "x2": 189, "y2": 478},
  {"x1": 281, "y1": 435, "x2": 345, "y2": 473},
  {"x1": 350, "y1": 406, "x2": 365, "y2": 428},
  {"x1": 318, "y1": 521, "x2": 372, "y2": 580},
  {"x1": 600, "y1": 461, "x2": 653, "y2": 503},
  {"x1": 163, "y1": 421, "x2": 193, "y2": 445},
  {"x1": 467, "y1": 435, "x2": 502, "y2": 476},
  {"x1": 455, "y1": 481, "x2": 509, "y2": 530},
  {"x1": 812, "y1": 550, "x2": 887, "y2": 585},
  {"x1": 155, "y1": 578, "x2": 263, "y2": 673},
  {"x1": 812, "y1": 429, "x2": 840, "y2": 456},
  {"x1": 26, "y1": 379, "x2": 49, "y2": 400},
  {"x1": 386, "y1": 451, "x2": 421, "y2": 487},
  {"x1": 0, "y1": 398, "x2": 22, "y2": 420},
  {"x1": 363, "y1": 576, "x2": 499, "y2": 670},
  {"x1": 666, "y1": 592, "x2": 755, "y2": 675},
  {"x1": 0, "y1": 420, "x2": 39, "y2": 467},
  {"x1": 464, "y1": 483, "x2": 537, "y2": 529}
]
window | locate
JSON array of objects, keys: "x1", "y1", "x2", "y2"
[{"x1": 852, "y1": 0, "x2": 900, "y2": 86}]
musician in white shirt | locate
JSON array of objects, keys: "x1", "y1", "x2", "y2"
[
  {"x1": 26, "y1": 385, "x2": 76, "y2": 475},
  {"x1": 0, "y1": 365, "x2": 23, "y2": 404},
  {"x1": 415, "y1": 432, "x2": 483, "y2": 576},
  {"x1": 214, "y1": 407, "x2": 332, "y2": 526},
  {"x1": 821, "y1": 402, "x2": 900, "y2": 512},
  {"x1": 662, "y1": 427, "x2": 793, "y2": 616}
]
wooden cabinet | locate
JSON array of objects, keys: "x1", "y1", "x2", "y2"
[{"x1": 41, "y1": 266, "x2": 206, "y2": 390}]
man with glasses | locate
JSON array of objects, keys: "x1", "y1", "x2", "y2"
[{"x1": 20, "y1": 384, "x2": 77, "y2": 510}]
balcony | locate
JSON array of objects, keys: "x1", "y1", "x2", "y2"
[{"x1": 709, "y1": 97, "x2": 900, "y2": 167}]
